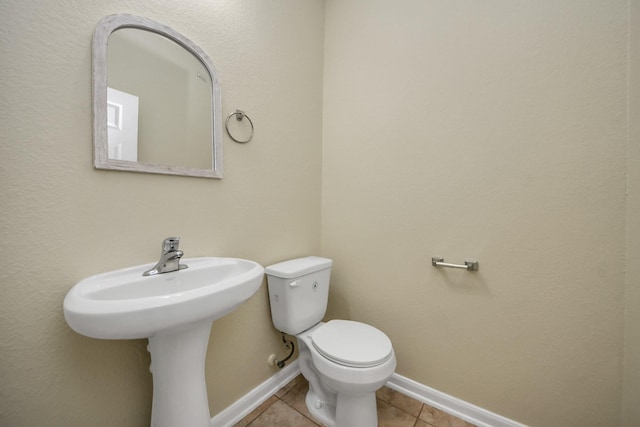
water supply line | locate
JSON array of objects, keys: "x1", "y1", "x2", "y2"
[{"x1": 271, "y1": 332, "x2": 295, "y2": 369}]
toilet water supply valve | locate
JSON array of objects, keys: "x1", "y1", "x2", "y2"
[{"x1": 268, "y1": 333, "x2": 295, "y2": 369}]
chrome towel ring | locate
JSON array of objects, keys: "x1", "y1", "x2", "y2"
[{"x1": 225, "y1": 109, "x2": 254, "y2": 143}]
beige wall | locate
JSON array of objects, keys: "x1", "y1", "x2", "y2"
[
  {"x1": 0, "y1": 1, "x2": 324, "y2": 426},
  {"x1": 322, "y1": 1, "x2": 628, "y2": 426},
  {"x1": 1, "y1": 1, "x2": 637, "y2": 426},
  {"x1": 623, "y1": 0, "x2": 640, "y2": 425}
]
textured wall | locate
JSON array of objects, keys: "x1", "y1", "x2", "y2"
[
  {"x1": 623, "y1": 1, "x2": 640, "y2": 425},
  {"x1": 0, "y1": 1, "x2": 324, "y2": 425},
  {"x1": 321, "y1": 1, "x2": 628, "y2": 426},
  {"x1": 1, "y1": 1, "x2": 635, "y2": 426}
]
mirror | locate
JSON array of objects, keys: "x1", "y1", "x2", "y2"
[{"x1": 93, "y1": 14, "x2": 223, "y2": 178}]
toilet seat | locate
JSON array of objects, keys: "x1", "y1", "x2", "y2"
[{"x1": 311, "y1": 320, "x2": 393, "y2": 368}]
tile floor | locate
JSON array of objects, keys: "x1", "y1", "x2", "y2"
[{"x1": 234, "y1": 375, "x2": 477, "y2": 427}]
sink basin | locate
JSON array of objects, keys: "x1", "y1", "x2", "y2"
[
  {"x1": 63, "y1": 256, "x2": 264, "y2": 427},
  {"x1": 64, "y1": 257, "x2": 264, "y2": 339}
]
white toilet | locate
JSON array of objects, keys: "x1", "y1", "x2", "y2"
[{"x1": 265, "y1": 256, "x2": 396, "y2": 427}]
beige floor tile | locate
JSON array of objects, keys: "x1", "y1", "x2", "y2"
[
  {"x1": 233, "y1": 396, "x2": 279, "y2": 427},
  {"x1": 275, "y1": 374, "x2": 305, "y2": 398},
  {"x1": 418, "y1": 404, "x2": 476, "y2": 427},
  {"x1": 418, "y1": 404, "x2": 437, "y2": 425},
  {"x1": 377, "y1": 386, "x2": 395, "y2": 402},
  {"x1": 246, "y1": 399, "x2": 320, "y2": 427},
  {"x1": 376, "y1": 399, "x2": 418, "y2": 427},
  {"x1": 376, "y1": 386, "x2": 423, "y2": 417},
  {"x1": 444, "y1": 416, "x2": 474, "y2": 427}
]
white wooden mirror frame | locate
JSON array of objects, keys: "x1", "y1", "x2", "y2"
[{"x1": 93, "y1": 14, "x2": 223, "y2": 178}]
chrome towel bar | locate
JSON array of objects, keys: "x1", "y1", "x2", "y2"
[{"x1": 432, "y1": 257, "x2": 479, "y2": 271}]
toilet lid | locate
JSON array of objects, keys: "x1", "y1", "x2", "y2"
[{"x1": 311, "y1": 320, "x2": 393, "y2": 368}]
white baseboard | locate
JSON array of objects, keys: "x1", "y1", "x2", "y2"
[
  {"x1": 211, "y1": 363, "x2": 527, "y2": 427},
  {"x1": 386, "y1": 373, "x2": 528, "y2": 427},
  {"x1": 210, "y1": 360, "x2": 301, "y2": 427}
]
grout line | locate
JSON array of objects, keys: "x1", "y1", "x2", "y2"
[
  {"x1": 241, "y1": 398, "x2": 274, "y2": 427},
  {"x1": 377, "y1": 395, "x2": 425, "y2": 419},
  {"x1": 274, "y1": 394, "x2": 321, "y2": 426},
  {"x1": 276, "y1": 377, "x2": 322, "y2": 426}
]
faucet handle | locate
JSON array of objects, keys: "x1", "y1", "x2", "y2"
[{"x1": 162, "y1": 237, "x2": 180, "y2": 252}]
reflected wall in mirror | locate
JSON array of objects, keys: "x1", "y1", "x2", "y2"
[{"x1": 93, "y1": 14, "x2": 223, "y2": 178}]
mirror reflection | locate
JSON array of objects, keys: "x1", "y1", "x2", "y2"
[
  {"x1": 93, "y1": 14, "x2": 223, "y2": 178},
  {"x1": 107, "y1": 29, "x2": 213, "y2": 169}
]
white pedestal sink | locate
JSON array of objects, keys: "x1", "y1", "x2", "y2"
[{"x1": 63, "y1": 257, "x2": 264, "y2": 427}]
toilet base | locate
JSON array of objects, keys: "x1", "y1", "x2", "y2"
[
  {"x1": 305, "y1": 388, "x2": 378, "y2": 427},
  {"x1": 305, "y1": 388, "x2": 335, "y2": 427},
  {"x1": 335, "y1": 392, "x2": 378, "y2": 427}
]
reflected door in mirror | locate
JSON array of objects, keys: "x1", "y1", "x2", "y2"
[{"x1": 107, "y1": 87, "x2": 139, "y2": 161}]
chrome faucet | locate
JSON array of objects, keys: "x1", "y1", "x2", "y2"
[{"x1": 143, "y1": 237, "x2": 188, "y2": 276}]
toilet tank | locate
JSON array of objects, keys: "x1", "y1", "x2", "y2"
[{"x1": 265, "y1": 256, "x2": 332, "y2": 335}]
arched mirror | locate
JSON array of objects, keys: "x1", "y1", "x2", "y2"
[{"x1": 93, "y1": 14, "x2": 223, "y2": 178}]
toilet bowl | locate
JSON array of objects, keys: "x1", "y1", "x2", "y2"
[
  {"x1": 296, "y1": 321, "x2": 396, "y2": 427},
  {"x1": 265, "y1": 257, "x2": 396, "y2": 427}
]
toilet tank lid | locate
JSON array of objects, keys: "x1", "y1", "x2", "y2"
[{"x1": 265, "y1": 256, "x2": 332, "y2": 279}]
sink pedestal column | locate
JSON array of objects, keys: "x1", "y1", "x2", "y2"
[{"x1": 147, "y1": 319, "x2": 213, "y2": 427}]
